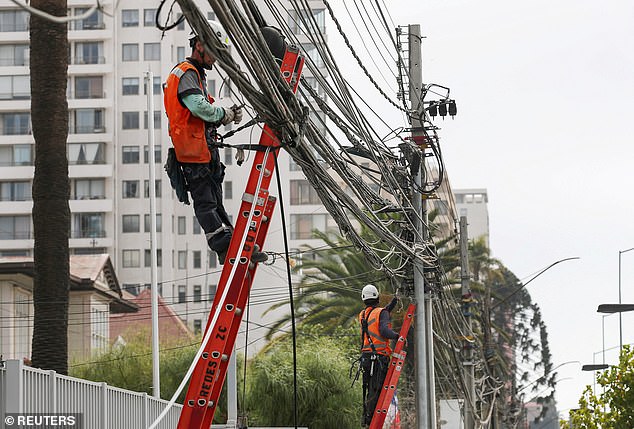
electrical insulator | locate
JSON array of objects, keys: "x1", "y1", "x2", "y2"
[
  {"x1": 428, "y1": 103, "x2": 438, "y2": 117},
  {"x1": 448, "y1": 100, "x2": 457, "y2": 117},
  {"x1": 439, "y1": 102, "x2": 448, "y2": 117}
]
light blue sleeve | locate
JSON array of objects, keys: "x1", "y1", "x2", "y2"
[{"x1": 182, "y1": 93, "x2": 226, "y2": 124}]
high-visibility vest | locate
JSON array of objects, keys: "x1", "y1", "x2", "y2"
[
  {"x1": 163, "y1": 61, "x2": 215, "y2": 163},
  {"x1": 359, "y1": 306, "x2": 392, "y2": 356}
]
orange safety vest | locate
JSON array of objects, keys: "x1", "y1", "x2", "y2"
[
  {"x1": 359, "y1": 306, "x2": 392, "y2": 356},
  {"x1": 163, "y1": 61, "x2": 215, "y2": 163}
]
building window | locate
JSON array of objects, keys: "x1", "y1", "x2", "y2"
[
  {"x1": 193, "y1": 319, "x2": 201, "y2": 334},
  {"x1": 144, "y1": 145, "x2": 162, "y2": 164},
  {"x1": 122, "y1": 249, "x2": 140, "y2": 267},
  {"x1": 1, "y1": 112, "x2": 30, "y2": 135},
  {"x1": 193, "y1": 284, "x2": 201, "y2": 302},
  {"x1": 0, "y1": 10, "x2": 29, "y2": 32},
  {"x1": 193, "y1": 251, "x2": 201, "y2": 269},
  {"x1": 71, "y1": 108, "x2": 104, "y2": 133},
  {"x1": 178, "y1": 251, "x2": 187, "y2": 269},
  {"x1": 74, "y1": 8, "x2": 104, "y2": 30},
  {"x1": 121, "y1": 9, "x2": 139, "y2": 27},
  {"x1": 224, "y1": 181, "x2": 232, "y2": 200},
  {"x1": 143, "y1": 76, "x2": 161, "y2": 95},
  {"x1": 176, "y1": 46, "x2": 185, "y2": 62},
  {"x1": 71, "y1": 212, "x2": 104, "y2": 238},
  {"x1": 0, "y1": 181, "x2": 31, "y2": 201},
  {"x1": 122, "y1": 43, "x2": 139, "y2": 61},
  {"x1": 122, "y1": 111, "x2": 140, "y2": 129},
  {"x1": 288, "y1": 9, "x2": 325, "y2": 35},
  {"x1": 144, "y1": 43, "x2": 160, "y2": 61},
  {"x1": 73, "y1": 41, "x2": 103, "y2": 64},
  {"x1": 71, "y1": 178, "x2": 105, "y2": 200},
  {"x1": 122, "y1": 77, "x2": 140, "y2": 95},
  {"x1": 68, "y1": 143, "x2": 104, "y2": 165},
  {"x1": 143, "y1": 110, "x2": 161, "y2": 129},
  {"x1": 290, "y1": 180, "x2": 320, "y2": 205},
  {"x1": 178, "y1": 285, "x2": 186, "y2": 303},
  {"x1": 122, "y1": 180, "x2": 140, "y2": 198},
  {"x1": 74, "y1": 76, "x2": 103, "y2": 99},
  {"x1": 223, "y1": 147, "x2": 232, "y2": 165},
  {"x1": 193, "y1": 217, "x2": 201, "y2": 234},
  {"x1": 144, "y1": 249, "x2": 162, "y2": 267},
  {"x1": 208, "y1": 284, "x2": 216, "y2": 301},
  {"x1": 289, "y1": 214, "x2": 333, "y2": 239},
  {"x1": 0, "y1": 44, "x2": 29, "y2": 66},
  {"x1": 122, "y1": 215, "x2": 140, "y2": 233},
  {"x1": 0, "y1": 144, "x2": 31, "y2": 166},
  {"x1": 144, "y1": 214, "x2": 162, "y2": 232},
  {"x1": 177, "y1": 13, "x2": 185, "y2": 30},
  {"x1": 91, "y1": 308, "x2": 108, "y2": 354},
  {"x1": 0, "y1": 215, "x2": 30, "y2": 239},
  {"x1": 222, "y1": 78, "x2": 231, "y2": 97},
  {"x1": 0, "y1": 75, "x2": 30, "y2": 100},
  {"x1": 144, "y1": 180, "x2": 161, "y2": 198},
  {"x1": 177, "y1": 216, "x2": 186, "y2": 235},
  {"x1": 122, "y1": 146, "x2": 140, "y2": 164},
  {"x1": 208, "y1": 251, "x2": 217, "y2": 269},
  {"x1": 302, "y1": 44, "x2": 324, "y2": 69},
  {"x1": 144, "y1": 9, "x2": 156, "y2": 26}
]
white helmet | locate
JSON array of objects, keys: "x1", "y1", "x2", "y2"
[
  {"x1": 189, "y1": 20, "x2": 230, "y2": 48},
  {"x1": 361, "y1": 284, "x2": 379, "y2": 301}
]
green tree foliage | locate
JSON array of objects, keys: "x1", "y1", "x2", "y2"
[
  {"x1": 245, "y1": 325, "x2": 362, "y2": 429},
  {"x1": 561, "y1": 345, "x2": 634, "y2": 428}
]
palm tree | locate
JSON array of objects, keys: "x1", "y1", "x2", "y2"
[{"x1": 30, "y1": 0, "x2": 71, "y2": 374}]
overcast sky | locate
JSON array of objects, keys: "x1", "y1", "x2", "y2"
[{"x1": 328, "y1": 0, "x2": 634, "y2": 416}]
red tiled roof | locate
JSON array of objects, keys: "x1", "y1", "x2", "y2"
[{"x1": 110, "y1": 289, "x2": 193, "y2": 344}]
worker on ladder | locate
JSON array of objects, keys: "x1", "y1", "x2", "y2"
[
  {"x1": 163, "y1": 19, "x2": 267, "y2": 265},
  {"x1": 359, "y1": 284, "x2": 400, "y2": 428}
]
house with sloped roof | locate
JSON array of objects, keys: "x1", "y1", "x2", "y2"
[{"x1": 0, "y1": 254, "x2": 137, "y2": 362}]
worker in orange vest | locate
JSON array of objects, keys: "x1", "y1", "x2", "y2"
[
  {"x1": 163, "y1": 20, "x2": 267, "y2": 265},
  {"x1": 358, "y1": 284, "x2": 399, "y2": 427}
]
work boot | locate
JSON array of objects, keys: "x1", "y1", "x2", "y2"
[{"x1": 251, "y1": 244, "x2": 268, "y2": 263}]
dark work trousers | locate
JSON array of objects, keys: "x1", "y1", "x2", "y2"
[
  {"x1": 361, "y1": 352, "x2": 390, "y2": 426},
  {"x1": 181, "y1": 148, "x2": 232, "y2": 254}
]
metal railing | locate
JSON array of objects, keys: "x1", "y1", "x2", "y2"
[{"x1": 1, "y1": 360, "x2": 182, "y2": 429}]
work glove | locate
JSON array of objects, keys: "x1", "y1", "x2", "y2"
[
  {"x1": 232, "y1": 105, "x2": 243, "y2": 124},
  {"x1": 220, "y1": 105, "x2": 243, "y2": 126},
  {"x1": 220, "y1": 107, "x2": 235, "y2": 125}
]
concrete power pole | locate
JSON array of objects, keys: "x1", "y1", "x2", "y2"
[
  {"x1": 460, "y1": 217, "x2": 476, "y2": 429},
  {"x1": 409, "y1": 24, "x2": 435, "y2": 429}
]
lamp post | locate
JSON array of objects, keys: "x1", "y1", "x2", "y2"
[
  {"x1": 597, "y1": 303, "x2": 634, "y2": 351},
  {"x1": 618, "y1": 247, "x2": 634, "y2": 349}
]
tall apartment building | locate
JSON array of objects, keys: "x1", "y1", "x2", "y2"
[
  {"x1": 454, "y1": 188, "x2": 490, "y2": 247},
  {"x1": 0, "y1": 0, "x2": 331, "y2": 352}
]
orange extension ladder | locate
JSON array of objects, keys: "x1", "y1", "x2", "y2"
[
  {"x1": 177, "y1": 45, "x2": 304, "y2": 429},
  {"x1": 369, "y1": 303, "x2": 416, "y2": 429}
]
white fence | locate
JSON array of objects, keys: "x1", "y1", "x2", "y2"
[{"x1": 0, "y1": 359, "x2": 181, "y2": 429}]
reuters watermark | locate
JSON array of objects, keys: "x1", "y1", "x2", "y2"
[{"x1": 4, "y1": 413, "x2": 83, "y2": 428}]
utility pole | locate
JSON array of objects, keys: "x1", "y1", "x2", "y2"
[
  {"x1": 145, "y1": 71, "x2": 160, "y2": 398},
  {"x1": 460, "y1": 217, "x2": 475, "y2": 429},
  {"x1": 409, "y1": 24, "x2": 434, "y2": 429}
]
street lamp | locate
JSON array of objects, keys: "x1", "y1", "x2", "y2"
[
  {"x1": 618, "y1": 247, "x2": 634, "y2": 348},
  {"x1": 581, "y1": 364, "x2": 609, "y2": 371},
  {"x1": 597, "y1": 303, "x2": 634, "y2": 351}
]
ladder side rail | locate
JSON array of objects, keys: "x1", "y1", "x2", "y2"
[
  {"x1": 180, "y1": 177, "x2": 272, "y2": 429},
  {"x1": 369, "y1": 303, "x2": 416, "y2": 429},
  {"x1": 200, "y1": 196, "x2": 277, "y2": 427}
]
